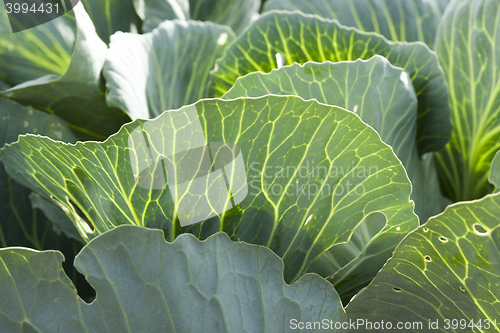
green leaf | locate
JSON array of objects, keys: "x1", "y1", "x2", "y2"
[
  {"x1": 345, "y1": 191, "x2": 500, "y2": 331},
  {"x1": 0, "y1": 0, "x2": 74, "y2": 86},
  {"x1": 189, "y1": 0, "x2": 261, "y2": 35},
  {"x1": 137, "y1": 0, "x2": 260, "y2": 34},
  {"x1": 134, "y1": 0, "x2": 190, "y2": 32},
  {"x1": 0, "y1": 97, "x2": 78, "y2": 248},
  {"x1": 0, "y1": 80, "x2": 9, "y2": 91},
  {"x1": 0, "y1": 96, "x2": 418, "y2": 290},
  {"x1": 490, "y1": 151, "x2": 500, "y2": 191},
  {"x1": 81, "y1": 0, "x2": 142, "y2": 44},
  {"x1": 0, "y1": 97, "x2": 93, "y2": 303},
  {"x1": 104, "y1": 20, "x2": 235, "y2": 119},
  {"x1": 435, "y1": 0, "x2": 500, "y2": 202},
  {"x1": 29, "y1": 192, "x2": 83, "y2": 242},
  {"x1": 223, "y1": 56, "x2": 449, "y2": 224},
  {"x1": 0, "y1": 4, "x2": 131, "y2": 140},
  {"x1": 263, "y1": 0, "x2": 443, "y2": 49},
  {"x1": 0, "y1": 226, "x2": 346, "y2": 332},
  {"x1": 436, "y1": 0, "x2": 452, "y2": 13},
  {"x1": 222, "y1": 58, "x2": 450, "y2": 301},
  {"x1": 211, "y1": 11, "x2": 451, "y2": 155}
]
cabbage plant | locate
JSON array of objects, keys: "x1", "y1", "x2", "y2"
[{"x1": 0, "y1": 0, "x2": 499, "y2": 332}]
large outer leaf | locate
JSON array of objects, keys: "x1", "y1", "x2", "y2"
[
  {"x1": 263, "y1": 0, "x2": 443, "y2": 49},
  {"x1": 435, "y1": 0, "x2": 500, "y2": 202},
  {"x1": 0, "y1": 226, "x2": 345, "y2": 332},
  {"x1": 0, "y1": 96, "x2": 418, "y2": 290},
  {"x1": 0, "y1": 3, "x2": 130, "y2": 140},
  {"x1": 223, "y1": 56, "x2": 449, "y2": 224},
  {"x1": 346, "y1": 191, "x2": 500, "y2": 332},
  {"x1": 80, "y1": 0, "x2": 142, "y2": 44},
  {"x1": 0, "y1": 0, "x2": 75, "y2": 86},
  {"x1": 103, "y1": 20, "x2": 234, "y2": 119},
  {"x1": 211, "y1": 11, "x2": 451, "y2": 155}
]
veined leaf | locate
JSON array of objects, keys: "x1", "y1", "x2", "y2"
[
  {"x1": 211, "y1": 11, "x2": 451, "y2": 155},
  {"x1": 223, "y1": 56, "x2": 449, "y2": 224},
  {"x1": 0, "y1": 96, "x2": 418, "y2": 288},
  {"x1": 104, "y1": 20, "x2": 234, "y2": 119},
  {"x1": 0, "y1": 0, "x2": 75, "y2": 86},
  {"x1": 0, "y1": 97, "x2": 93, "y2": 302},
  {"x1": 0, "y1": 3, "x2": 131, "y2": 140},
  {"x1": 0, "y1": 97, "x2": 78, "y2": 248},
  {"x1": 0, "y1": 226, "x2": 346, "y2": 332},
  {"x1": 80, "y1": 0, "x2": 142, "y2": 44},
  {"x1": 137, "y1": 0, "x2": 260, "y2": 34},
  {"x1": 435, "y1": 0, "x2": 500, "y2": 202},
  {"x1": 263, "y1": 0, "x2": 443, "y2": 49},
  {"x1": 223, "y1": 58, "x2": 449, "y2": 301},
  {"x1": 346, "y1": 191, "x2": 500, "y2": 332}
]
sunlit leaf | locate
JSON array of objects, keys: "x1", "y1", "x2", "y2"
[
  {"x1": 346, "y1": 190, "x2": 500, "y2": 332},
  {"x1": 263, "y1": 0, "x2": 443, "y2": 48},
  {"x1": 435, "y1": 0, "x2": 500, "y2": 202},
  {"x1": 211, "y1": 11, "x2": 451, "y2": 155},
  {"x1": 0, "y1": 96, "x2": 418, "y2": 290}
]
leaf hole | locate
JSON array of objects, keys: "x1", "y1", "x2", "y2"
[
  {"x1": 423, "y1": 228, "x2": 429, "y2": 232},
  {"x1": 459, "y1": 286, "x2": 466, "y2": 292},
  {"x1": 424, "y1": 255, "x2": 431, "y2": 262},
  {"x1": 473, "y1": 224, "x2": 488, "y2": 235},
  {"x1": 392, "y1": 287, "x2": 402, "y2": 292},
  {"x1": 439, "y1": 236, "x2": 447, "y2": 243}
]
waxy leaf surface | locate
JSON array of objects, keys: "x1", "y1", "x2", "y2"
[
  {"x1": 264, "y1": 0, "x2": 443, "y2": 48},
  {"x1": 346, "y1": 191, "x2": 500, "y2": 332},
  {"x1": 0, "y1": 96, "x2": 418, "y2": 289},
  {"x1": 211, "y1": 11, "x2": 451, "y2": 155},
  {"x1": 0, "y1": 4, "x2": 130, "y2": 140},
  {"x1": 223, "y1": 58, "x2": 449, "y2": 300},
  {"x1": 104, "y1": 20, "x2": 234, "y2": 119},
  {"x1": 435, "y1": 0, "x2": 500, "y2": 202},
  {"x1": 0, "y1": 226, "x2": 345, "y2": 332}
]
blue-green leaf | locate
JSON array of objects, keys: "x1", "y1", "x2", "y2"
[
  {"x1": 104, "y1": 20, "x2": 234, "y2": 119},
  {"x1": 0, "y1": 226, "x2": 345, "y2": 332}
]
